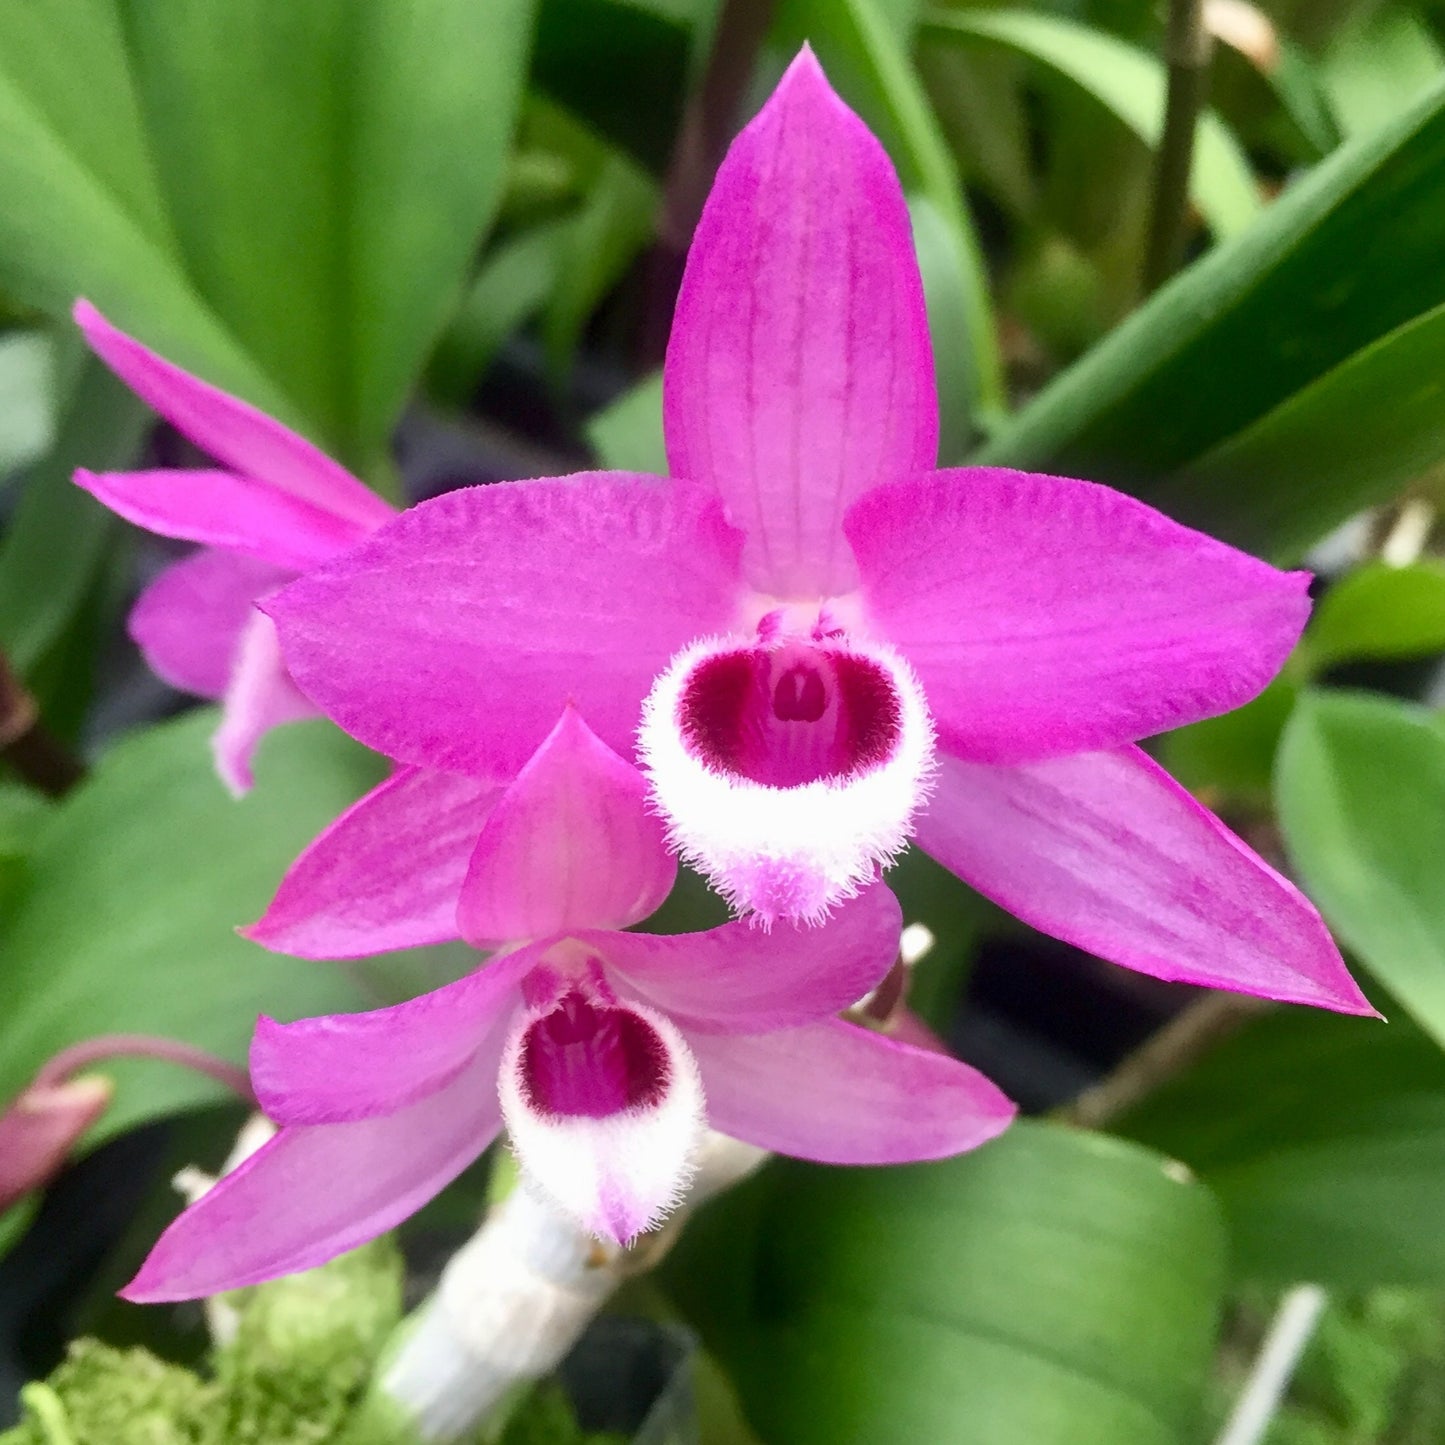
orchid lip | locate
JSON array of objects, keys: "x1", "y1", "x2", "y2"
[
  {"x1": 639, "y1": 620, "x2": 936, "y2": 924},
  {"x1": 500, "y1": 964, "x2": 706, "y2": 1244}
]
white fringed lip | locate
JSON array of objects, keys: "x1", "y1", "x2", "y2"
[{"x1": 638, "y1": 627, "x2": 936, "y2": 925}]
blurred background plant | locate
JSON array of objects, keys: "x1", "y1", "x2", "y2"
[{"x1": 3, "y1": 0, "x2": 1445, "y2": 1440}]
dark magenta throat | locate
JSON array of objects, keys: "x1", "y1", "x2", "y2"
[
  {"x1": 520, "y1": 989, "x2": 670, "y2": 1119},
  {"x1": 678, "y1": 641, "x2": 902, "y2": 787}
]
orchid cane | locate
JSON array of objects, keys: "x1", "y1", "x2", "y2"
[{"x1": 121, "y1": 708, "x2": 1011, "y2": 1302}]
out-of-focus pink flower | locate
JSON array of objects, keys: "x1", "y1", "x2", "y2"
[
  {"x1": 72, "y1": 302, "x2": 396, "y2": 794},
  {"x1": 0, "y1": 1076, "x2": 112, "y2": 1212},
  {"x1": 261, "y1": 50, "x2": 1369, "y2": 1017},
  {"x1": 122, "y1": 709, "x2": 1012, "y2": 1301}
]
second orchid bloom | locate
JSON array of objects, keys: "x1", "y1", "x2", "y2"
[{"x1": 123, "y1": 711, "x2": 1011, "y2": 1300}]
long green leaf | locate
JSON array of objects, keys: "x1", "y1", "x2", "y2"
[
  {"x1": 980, "y1": 73, "x2": 1445, "y2": 549},
  {"x1": 1123, "y1": 1008, "x2": 1445, "y2": 1286},
  {"x1": 666, "y1": 1122, "x2": 1225, "y2": 1445},
  {"x1": 0, "y1": 356, "x2": 148, "y2": 677},
  {"x1": 0, "y1": 2, "x2": 296, "y2": 427},
  {"x1": 1276, "y1": 690, "x2": 1445, "y2": 1046},
  {"x1": 923, "y1": 10, "x2": 1260, "y2": 240},
  {"x1": 344, "y1": 0, "x2": 536, "y2": 459},
  {"x1": 0, "y1": 713, "x2": 379, "y2": 1146},
  {"x1": 1156, "y1": 300, "x2": 1445, "y2": 560}
]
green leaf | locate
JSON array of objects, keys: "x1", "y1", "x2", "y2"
[
  {"x1": 0, "y1": 355, "x2": 148, "y2": 678},
  {"x1": 1275, "y1": 690, "x2": 1445, "y2": 1044},
  {"x1": 1155, "y1": 300, "x2": 1445, "y2": 561},
  {"x1": 1160, "y1": 673, "x2": 1299, "y2": 802},
  {"x1": 543, "y1": 153, "x2": 658, "y2": 386},
  {"x1": 1307, "y1": 561, "x2": 1445, "y2": 670},
  {"x1": 342, "y1": 0, "x2": 537, "y2": 461},
  {"x1": 1320, "y1": 7, "x2": 1444, "y2": 140},
  {"x1": 429, "y1": 218, "x2": 571, "y2": 406},
  {"x1": 923, "y1": 9, "x2": 1261, "y2": 240},
  {"x1": 585, "y1": 371, "x2": 665, "y2": 474},
  {"x1": 532, "y1": 0, "x2": 693, "y2": 173},
  {"x1": 666, "y1": 1122, "x2": 1225, "y2": 1444},
  {"x1": 980, "y1": 73, "x2": 1445, "y2": 552},
  {"x1": 0, "y1": 712, "x2": 379, "y2": 1148},
  {"x1": 0, "y1": 331, "x2": 56, "y2": 476},
  {"x1": 773, "y1": 0, "x2": 1005, "y2": 441},
  {"x1": 1122, "y1": 1008, "x2": 1445, "y2": 1286},
  {"x1": 122, "y1": 0, "x2": 535, "y2": 470},
  {"x1": 0, "y1": 0, "x2": 295, "y2": 426}
]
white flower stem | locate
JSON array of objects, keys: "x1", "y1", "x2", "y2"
[
  {"x1": 1214, "y1": 1283, "x2": 1328, "y2": 1445},
  {"x1": 379, "y1": 1132, "x2": 768, "y2": 1442}
]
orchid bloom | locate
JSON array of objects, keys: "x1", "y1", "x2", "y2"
[
  {"x1": 121, "y1": 708, "x2": 1012, "y2": 1301},
  {"x1": 260, "y1": 51, "x2": 1369, "y2": 1017},
  {"x1": 71, "y1": 301, "x2": 396, "y2": 794}
]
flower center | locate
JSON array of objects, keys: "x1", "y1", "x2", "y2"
[
  {"x1": 519, "y1": 986, "x2": 671, "y2": 1119},
  {"x1": 678, "y1": 640, "x2": 902, "y2": 788}
]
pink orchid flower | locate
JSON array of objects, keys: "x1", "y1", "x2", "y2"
[
  {"x1": 121, "y1": 708, "x2": 1012, "y2": 1302},
  {"x1": 261, "y1": 51, "x2": 1369, "y2": 1018},
  {"x1": 71, "y1": 301, "x2": 396, "y2": 794}
]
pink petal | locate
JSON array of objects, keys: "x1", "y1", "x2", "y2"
[
  {"x1": 211, "y1": 612, "x2": 318, "y2": 797},
  {"x1": 685, "y1": 1017, "x2": 1015, "y2": 1163},
  {"x1": 129, "y1": 549, "x2": 292, "y2": 699},
  {"x1": 76, "y1": 467, "x2": 374, "y2": 569},
  {"x1": 498, "y1": 979, "x2": 705, "y2": 1244},
  {"x1": 664, "y1": 48, "x2": 937, "y2": 598},
  {"x1": 915, "y1": 743, "x2": 1375, "y2": 1014},
  {"x1": 74, "y1": 300, "x2": 393, "y2": 531},
  {"x1": 247, "y1": 766, "x2": 504, "y2": 959},
  {"x1": 267, "y1": 476, "x2": 744, "y2": 777},
  {"x1": 639, "y1": 629, "x2": 934, "y2": 923},
  {"x1": 121, "y1": 1051, "x2": 502, "y2": 1301},
  {"x1": 600, "y1": 882, "x2": 902, "y2": 1033},
  {"x1": 845, "y1": 469, "x2": 1311, "y2": 762},
  {"x1": 248, "y1": 948, "x2": 533, "y2": 1124},
  {"x1": 458, "y1": 707, "x2": 676, "y2": 948}
]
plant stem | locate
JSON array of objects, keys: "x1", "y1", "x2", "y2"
[
  {"x1": 378, "y1": 1132, "x2": 767, "y2": 1442},
  {"x1": 1214, "y1": 1284, "x2": 1328, "y2": 1445},
  {"x1": 1056, "y1": 992, "x2": 1269, "y2": 1130},
  {"x1": 0, "y1": 649, "x2": 85, "y2": 797},
  {"x1": 638, "y1": 0, "x2": 778, "y2": 364},
  {"x1": 1142, "y1": 0, "x2": 1213, "y2": 294},
  {"x1": 31, "y1": 1034, "x2": 256, "y2": 1105}
]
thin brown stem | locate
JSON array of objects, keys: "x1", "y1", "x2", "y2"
[
  {"x1": 637, "y1": 0, "x2": 779, "y2": 364},
  {"x1": 1056, "y1": 992, "x2": 1269, "y2": 1131},
  {"x1": 0, "y1": 649, "x2": 85, "y2": 797},
  {"x1": 1142, "y1": 0, "x2": 1213, "y2": 294}
]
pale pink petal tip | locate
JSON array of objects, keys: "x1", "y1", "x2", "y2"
[
  {"x1": 499, "y1": 975, "x2": 704, "y2": 1244},
  {"x1": 638, "y1": 632, "x2": 935, "y2": 924},
  {"x1": 210, "y1": 613, "x2": 317, "y2": 797},
  {"x1": 458, "y1": 706, "x2": 677, "y2": 948}
]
